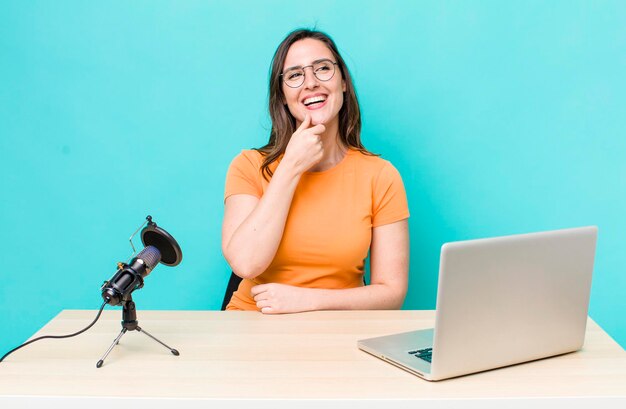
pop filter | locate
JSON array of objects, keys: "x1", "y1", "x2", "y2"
[{"x1": 140, "y1": 217, "x2": 182, "y2": 266}]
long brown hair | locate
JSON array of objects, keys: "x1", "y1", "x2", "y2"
[{"x1": 257, "y1": 29, "x2": 376, "y2": 180}]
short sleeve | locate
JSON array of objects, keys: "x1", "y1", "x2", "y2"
[
  {"x1": 224, "y1": 150, "x2": 264, "y2": 200},
  {"x1": 371, "y1": 162, "x2": 410, "y2": 227}
]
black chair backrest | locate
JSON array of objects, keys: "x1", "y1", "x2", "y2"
[{"x1": 221, "y1": 272, "x2": 243, "y2": 310}]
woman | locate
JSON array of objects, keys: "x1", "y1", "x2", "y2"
[{"x1": 222, "y1": 29, "x2": 409, "y2": 313}]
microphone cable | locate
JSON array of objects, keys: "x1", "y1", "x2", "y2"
[{"x1": 0, "y1": 300, "x2": 107, "y2": 363}]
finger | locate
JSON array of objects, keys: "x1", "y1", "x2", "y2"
[
  {"x1": 253, "y1": 292, "x2": 268, "y2": 302},
  {"x1": 296, "y1": 113, "x2": 311, "y2": 131},
  {"x1": 261, "y1": 306, "x2": 276, "y2": 314},
  {"x1": 256, "y1": 299, "x2": 271, "y2": 309},
  {"x1": 250, "y1": 284, "x2": 267, "y2": 297},
  {"x1": 309, "y1": 123, "x2": 326, "y2": 134}
]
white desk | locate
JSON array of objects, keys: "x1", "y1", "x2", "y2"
[{"x1": 0, "y1": 310, "x2": 625, "y2": 408}]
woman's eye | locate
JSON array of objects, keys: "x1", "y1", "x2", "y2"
[{"x1": 288, "y1": 72, "x2": 303, "y2": 80}]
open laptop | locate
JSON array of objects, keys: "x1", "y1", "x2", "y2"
[{"x1": 358, "y1": 226, "x2": 597, "y2": 381}]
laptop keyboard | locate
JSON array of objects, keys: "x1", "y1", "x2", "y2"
[{"x1": 408, "y1": 347, "x2": 432, "y2": 363}]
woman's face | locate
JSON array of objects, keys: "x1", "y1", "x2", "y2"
[{"x1": 281, "y1": 38, "x2": 346, "y2": 127}]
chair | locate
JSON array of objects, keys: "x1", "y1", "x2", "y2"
[{"x1": 221, "y1": 272, "x2": 243, "y2": 310}]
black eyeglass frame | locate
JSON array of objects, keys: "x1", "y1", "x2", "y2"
[{"x1": 280, "y1": 59, "x2": 339, "y2": 88}]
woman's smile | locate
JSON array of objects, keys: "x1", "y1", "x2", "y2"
[{"x1": 302, "y1": 93, "x2": 328, "y2": 110}]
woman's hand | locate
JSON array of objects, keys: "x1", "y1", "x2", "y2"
[
  {"x1": 282, "y1": 113, "x2": 325, "y2": 175},
  {"x1": 250, "y1": 283, "x2": 315, "y2": 314}
]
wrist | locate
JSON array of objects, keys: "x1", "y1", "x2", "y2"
[
  {"x1": 277, "y1": 156, "x2": 305, "y2": 178},
  {"x1": 304, "y1": 287, "x2": 324, "y2": 311}
]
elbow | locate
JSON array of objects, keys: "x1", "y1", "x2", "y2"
[
  {"x1": 396, "y1": 283, "x2": 408, "y2": 307},
  {"x1": 373, "y1": 282, "x2": 407, "y2": 310},
  {"x1": 391, "y1": 286, "x2": 408, "y2": 309},
  {"x1": 391, "y1": 293, "x2": 406, "y2": 310},
  {"x1": 384, "y1": 293, "x2": 406, "y2": 310},
  {"x1": 222, "y1": 246, "x2": 266, "y2": 280},
  {"x1": 228, "y1": 261, "x2": 263, "y2": 280}
]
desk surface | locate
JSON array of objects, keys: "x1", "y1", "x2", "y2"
[{"x1": 0, "y1": 309, "x2": 625, "y2": 403}]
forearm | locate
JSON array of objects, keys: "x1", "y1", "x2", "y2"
[
  {"x1": 224, "y1": 161, "x2": 301, "y2": 279},
  {"x1": 307, "y1": 282, "x2": 407, "y2": 311}
]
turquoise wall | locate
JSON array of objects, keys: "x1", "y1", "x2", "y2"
[{"x1": 1, "y1": 0, "x2": 624, "y2": 358}]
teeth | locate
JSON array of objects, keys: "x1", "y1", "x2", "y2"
[{"x1": 304, "y1": 96, "x2": 326, "y2": 106}]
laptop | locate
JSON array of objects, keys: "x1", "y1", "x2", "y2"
[{"x1": 358, "y1": 226, "x2": 598, "y2": 381}]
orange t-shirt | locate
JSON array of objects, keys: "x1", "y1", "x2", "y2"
[{"x1": 224, "y1": 148, "x2": 410, "y2": 310}]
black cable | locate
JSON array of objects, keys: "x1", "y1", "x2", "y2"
[{"x1": 0, "y1": 300, "x2": 108, "y2": 363}]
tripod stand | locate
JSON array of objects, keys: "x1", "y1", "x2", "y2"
[{"x1": 96, "y1": 294, "x2": 179, "y2": 368}]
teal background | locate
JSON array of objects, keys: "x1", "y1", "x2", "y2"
[{"x1": 1, "y1": 0, "x2": 624, "y2": 358}]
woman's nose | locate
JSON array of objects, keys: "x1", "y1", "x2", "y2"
[{"x1": 303, "y1": 67, "x2": 319, "y2": 89}]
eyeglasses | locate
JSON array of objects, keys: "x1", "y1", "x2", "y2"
[{"x1": 280, "y1": 59, "x2": 338, "y2": 88}]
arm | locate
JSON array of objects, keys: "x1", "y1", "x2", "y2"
[
  {"x1": 251, "y1": 219, "x2": 409, "y2": 313},
  {"x1": 222, "y1": 114, "x2": 325, "y2": 279},
  {"x1": 221, "y1": 164, "x2": 301, "y2": 280}
]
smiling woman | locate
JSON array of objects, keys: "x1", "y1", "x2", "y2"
[{"x1": 221, "y1": 29, "x2": 410, "y2": 314}]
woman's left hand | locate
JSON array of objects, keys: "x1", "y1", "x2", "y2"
[{"x1": 250, "y1": 283, "x2": 314, "y2": 314}]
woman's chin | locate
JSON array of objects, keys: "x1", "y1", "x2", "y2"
[{"x1": 310, "y1": 113, "x2": 329, "y2": 126}]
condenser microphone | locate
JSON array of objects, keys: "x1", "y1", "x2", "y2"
[
  {"x1": 1, "y1": 215, "x2": 183, "y2": 367},
  {"x1": 101, "y1": 246, "x2": 161, "y2": 305},
  {"x1": 101, "y1": 216, "x2": 182, "y2": 306}
]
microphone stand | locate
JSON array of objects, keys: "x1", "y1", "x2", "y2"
[{"x1": 96, "y1": 294, "x2": 179, "y2": 368}]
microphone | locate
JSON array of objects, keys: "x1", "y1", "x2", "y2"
[
  {"x1": 101, "y1": 216, "x2": 182, "y2": 306},
  {"x1": 1, "y1": 215, "x2": 182, "y2": 367},
  {"x1": 101, "y1": 246, "x2": 161, "y2": 305}
]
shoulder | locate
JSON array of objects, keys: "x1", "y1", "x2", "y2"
[
  {"x1": 224, "y1": 150, "x2": 267, "y2": 198},
  {"x1": 228, "y1": 149, "x2": 265, "y2": 172},
  {"x1": 231, "y1": 149, "x2": 264, "y2": 165},
  {"x1": 348, "y1": 149, "x2": 402, "y2": 179}
]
